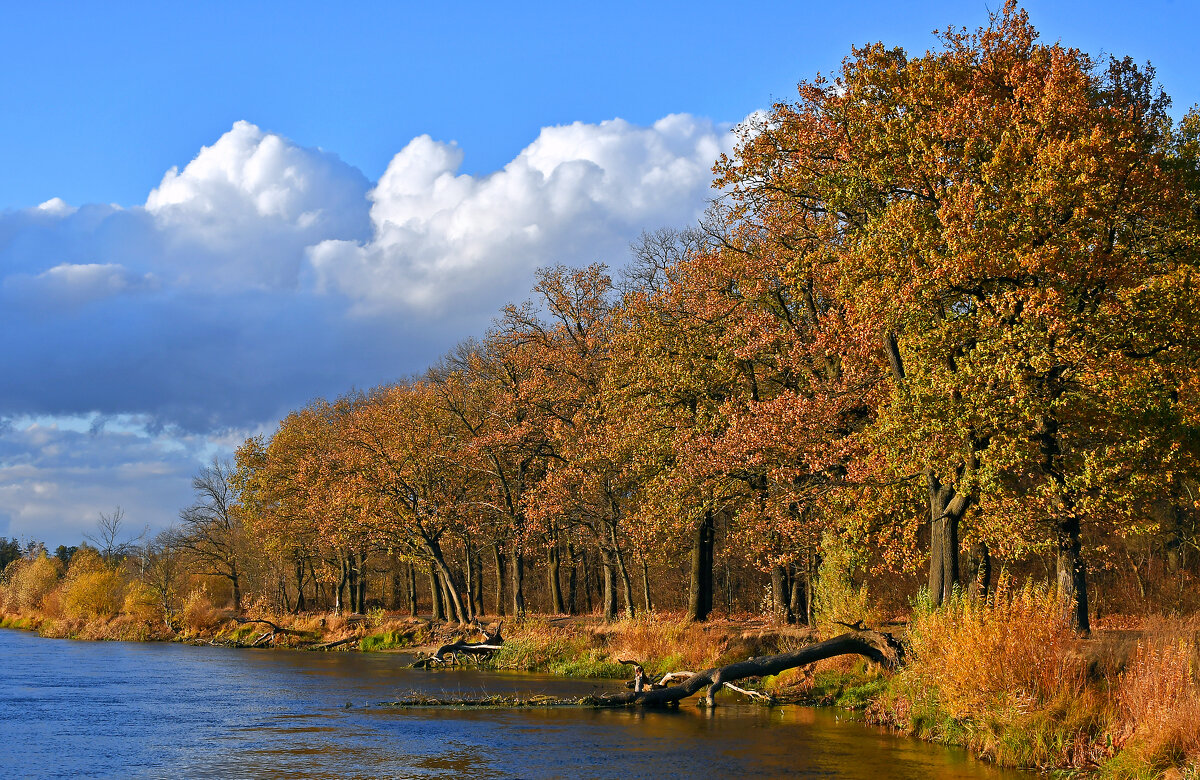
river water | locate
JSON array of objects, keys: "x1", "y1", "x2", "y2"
[{"x1": 0, "y1": 628, "x2": 1025, "y2": 779}]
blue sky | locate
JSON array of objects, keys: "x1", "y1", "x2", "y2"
[{"x1": 1, "y1": 0, "x2": 1197, "y2": 548}]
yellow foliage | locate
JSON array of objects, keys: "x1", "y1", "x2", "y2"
[
  {"x1": 903, "y1": 576, "x2": 1082, "y2": 719},
  {"x1": 2, "y1": 553, "x2": 61, "y2": 612},
  {"x1": 121, "y1": 580, "x2": 164, "y2": 625},
  {"x1": 61, "y1": 567, "x2": 127, "y2": 620}
]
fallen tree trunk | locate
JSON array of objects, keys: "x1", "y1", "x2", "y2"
[
  {"x1": 590, "y1": 629, "x2": 902, "y2": 708},
  {"x1": 413, "y1": 621, "x2": 504, "y2": 668}
]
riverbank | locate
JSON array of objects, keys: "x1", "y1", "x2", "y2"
[{"x1": 2, "y1": 596, "x2": 1196, "y2": 778}]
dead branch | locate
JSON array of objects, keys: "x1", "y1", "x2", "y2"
[{"x1": 593, "y1": 629, "x2": 903, "y2": 708}]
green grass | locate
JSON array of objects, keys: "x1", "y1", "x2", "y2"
[{"x1": 361, "y1": 629, "x2": 415, "y2": 652}]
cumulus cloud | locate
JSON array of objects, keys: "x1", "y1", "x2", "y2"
[
  {"x1": 0, "y1": 113, "x2": 743, "y2": 545},
  {"x1": 309, "y1": 114, "x2": 734, "y2": 311},
  {"x1": 146, "y1": 120, "x2": 371, "y2": 289}
]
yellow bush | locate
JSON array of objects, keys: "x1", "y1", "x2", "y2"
[
  {"x1": 122, "y1": 580, "x2": 164, "y2": 625},
  {"x1": 3, "y1": 554, "x2": 62, "y2": 612},
  {"x1": 61, "y1": 568, "x2": 127, "y2": 619},
  {"x1": 903, "y1": 576, "x2": 1082, "y2": 719}
]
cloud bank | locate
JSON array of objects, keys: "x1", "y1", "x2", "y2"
[{"x1": 0, "y1": 114, "x2": 736, "y2": 545}]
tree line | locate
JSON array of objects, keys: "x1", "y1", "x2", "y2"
[{"x1": 11, "y1": 5, "x2": 1194, "y2": 632}]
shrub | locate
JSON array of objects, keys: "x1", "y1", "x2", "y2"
[
  {"x1": 181, "y1": 587, "x2": 222, "y2": 633},
  {"x1": 61, "y1": 568, "x2": 127, "y2": 619},
  {"x1": 1106, "y1": 617, "x2": 1200, "y2": 776},
  {"x1": 3, "y1": 553, "x2": 61, "y2": 612},
  {"x1": 122, "y1": 581, "x2": 165, "y2": 626},
  {"x1": 903, "y1": 576, "x2": 1082, "y2": 719},
  {"x1": 812, "y1": 537, "x2": 879, "y2": 634}
]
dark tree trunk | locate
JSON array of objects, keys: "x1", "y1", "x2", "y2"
[
  {"x1": 470, "y1": 552, "x2": 483, "y2": 617},
  {"x1": 547, "y1": 543, "x2": 565, "y2": 614},
  {"x1": 492, "y1": 544, "x2": 507, "y2": 617},
  {"x1": 789, "y1": 562, "x2": 808, "y2": 625},
  {"x1": 686, "y1": 510, "x2": 715, "y2": 622},
  {"x1": 601, "y1": 550, "x2": 618, "y2": 621},
  {"x1": 391, "y1": 570, "x2": 403, "y2": 611},
  {"x1": 566, "y1": 542, "x2": 579, "y2": 614},
  {"x1": 926, "y1": 469, "x2": 970, "y2": 605},
  {"x1": 1057, "y1": 515, "x2": 1090, "y2": 632},
  {"x1": 582, "y1": 548, "x2": 594, "y2": 614},
  {"x1": 356, "y1": 551, "x2": 367, "y2": 613},
  {"x1": 407, "y1": 562, "x2": 418, "y2": 617},
  {"x1": 428, "y1": 563, "x2": 444, "y2": 621},
  {"x1": 769, "y1": 565, "x2": 791, "y2": 624},
  {"x1": 1039, "y1": 412, "x2": 1090, "y2": 633},
  {"x1": 639, "y1": 555, "x2": 652, "y2": 614}
]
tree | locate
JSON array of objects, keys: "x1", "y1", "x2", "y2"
[
  {"x1": 178, "y1": 458, "x2": 245, "y2": 610},
  {"x1": 713, "y1": 2, "x2": 1200, "y2": 630},
  {"x1": 86, "y1": 507, "x2": 145, "y2": 564}
]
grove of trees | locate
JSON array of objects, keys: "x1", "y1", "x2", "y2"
[{"x1": 7, "y1": 5, "x2": 1198, "y2": 634}]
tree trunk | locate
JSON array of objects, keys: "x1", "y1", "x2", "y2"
[
  {"x1": 428, "y1": 563, "x2": 444, "y2": 621},
  {"x1": 615, "y1": 545, "x2": 635, "y2": 620},
  {"x1": 594, "y1": 630, "x2": 903, "y2": 708},
  {"x1": 686, "y1": 510, "x2": 715, "y2": 622},
  {"x1": 566, "y1": 542, "x2": 579, "y2": 615},
  {"x1": 547, "y1": 543, "x2": 565, "y2": 614},
  {"x1": 406, "y1": 562, "x2": 418, "y2": 617},
  {"x1": 640, "y1": 555, "x2": 652, "y2": 615},
  {"x1": 1057, "y1": 515, "x2": 1090, "y2": 633},
  {"x1": 510, "y1": 547, "x2": 526, "y2": 618},
  {"x1": 356, "y1": 551, "x2": 367, "y2": 613},
  {"x1": 601, "y1": 550, "x2": 618, "y2": 621},
  {"x1": 789, "y1": 562, "x2": 807, "y2": 625},
  {"x1": 470, "y1": 552, "x2": 483, "y2": 617},
  {"x1": 769, "y1": 565, "x2": 791, "y2": 624},
  {"x1": 492, "y1": 544, "x2": 507, "y2": 617}
]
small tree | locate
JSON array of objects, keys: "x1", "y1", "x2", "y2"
[{"x1": 178, "y1": 459, "x2": 244, "y2": 610}]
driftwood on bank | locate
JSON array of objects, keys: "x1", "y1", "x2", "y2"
[
  {"x1": 412, "y1": 621, "x2": 504, "y2": 668},
  {"x1": 590, "y1": 629, "x2": 903, "y2": 708}
]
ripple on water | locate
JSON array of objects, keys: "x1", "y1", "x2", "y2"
[{"x1": 0, "y1": 628, "x2": 1027, "y2": 779}]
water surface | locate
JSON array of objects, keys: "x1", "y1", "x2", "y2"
[{"x1": 0, "y1": 628, "x2": 1025, "y2": 779}]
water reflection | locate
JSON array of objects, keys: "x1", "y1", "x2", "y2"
[{"x1": 0, "y1": 629, "x2": 1025, "y2": 779}]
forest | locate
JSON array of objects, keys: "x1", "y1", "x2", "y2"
[
  {"x1": 201, "y1": 4, "x2": 1199, "y2": 633},
  {"x1": 3, "y1": 4, "x2": 1200, "y2": 773}
]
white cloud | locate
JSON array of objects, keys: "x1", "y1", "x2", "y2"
[
  {"x1": 308, "y1": 114, "x2": 734, "y2": 311},
  {"x1": 0, "y1": 113, "x2": 744, "y2": 546}
]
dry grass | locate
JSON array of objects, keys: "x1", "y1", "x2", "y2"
[
  {"x1": 1102, "y1": 616, "x2": 1200, "y2": 778},
  {"x1": 904, "y1": 577, "x2": 1084, "y2": 719}
]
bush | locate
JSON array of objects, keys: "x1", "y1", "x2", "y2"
[
  {"x1": 122, "y1": 581, "x2": 165, "y2": 626},
  {"x1": 903, "y1": 577, "x2": 1083, "y2": 719},
  {"x1": 812, "y1": 536, "x2": 879, "y2": 634},
  {"x1": 61, "y1": 568, "x2": 127, "y2": 620},
  {"x1": 181, "y1": 588, "x2": 222, "y2": 633},
  {"x1": 1105, "y1": 617, "x2": 1200, "y2": 777},
  {"x1": 2, "y1": 553, "x2": 61, "y2": 612}
]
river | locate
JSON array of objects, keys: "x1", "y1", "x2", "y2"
[{"x1": 0, "y1": 628, "x2": 1026, "y2": 779}]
